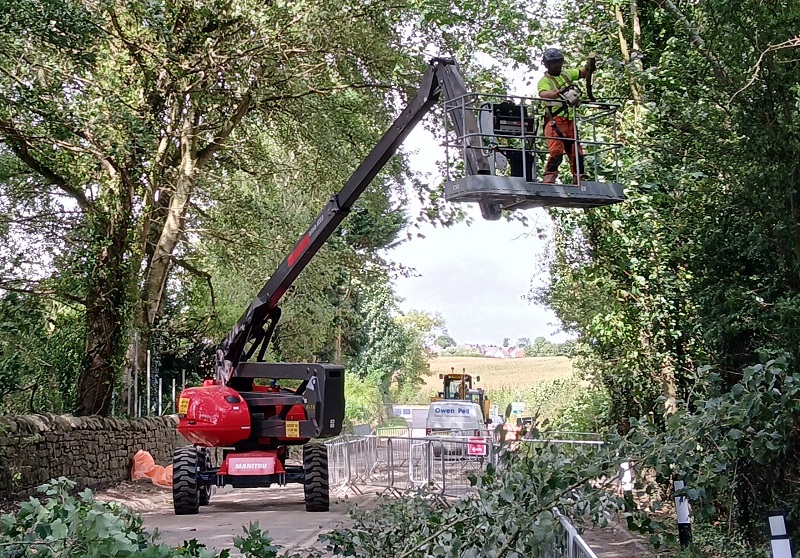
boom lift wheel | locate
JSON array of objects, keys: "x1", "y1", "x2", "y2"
[
  {"x1": 303, "y1": 442, "x2": 330, "y2": 512},
  {"x1": 198, "y1": 447, "x2": 213, "y2": 506},
  {"x1": 173, "y1": 446, "x2": 202, "y2": 515}
]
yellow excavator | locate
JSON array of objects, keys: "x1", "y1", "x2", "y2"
[{"x1": 432, "y1": 367, "x2": 491, "y2": 423}]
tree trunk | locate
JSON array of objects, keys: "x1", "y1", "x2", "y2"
[
  {"x1": 77, "y1": 296, "x2": 119, "y2": 416},
  {"x1": 127, "y1": 106, "x2": 198, "y2": 394},
  {"x1": 126, "y1": 84, "x2": 253, "y2": 385},
  {"x1": 75, "y1": 209, "x2": 132, "y2": 416},
  {"x1": 616, "y1": 1, "x2": 645, "y2": 117},
  {"x1": 631, "y1": 0, "x2": 645, "y2": 105},
  {"x1": 141, "y1": 107, "x2": 198, "y2": 327},
  {"x1": 662, "y1": 361, "x2": 678, "y2": 416}
]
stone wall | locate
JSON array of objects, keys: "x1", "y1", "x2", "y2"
[{"x1": 0, "y1": 414, "x2": 186, "y2": 497}]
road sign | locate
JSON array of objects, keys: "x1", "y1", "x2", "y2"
[{"x1": 468, "y1": 437, "x2": 487, "y2": 456}]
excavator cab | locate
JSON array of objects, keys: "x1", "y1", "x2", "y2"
[
  {"x1": 433, "y1": 368, "x2": 491, "y2": 423},
  {"x1": 443, "y1": 92, "x2": 625, "y2": 218},
  {"x1": 434, "y1": 367, "x2": 476, "y2": 399}
]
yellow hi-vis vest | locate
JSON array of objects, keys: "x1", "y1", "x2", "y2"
[{"x1": 537, "y1": 69, "x2": 581, "y2": 120}]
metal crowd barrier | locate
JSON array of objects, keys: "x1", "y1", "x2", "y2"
[
  {"x1": 325, "y1": 435, "x2": 378, "y2": 494},
  {"x1": 325, "y1": 432, "x2": 599, "y2": 557},
  {"x1": 326, "y1": 433, "x2": 494, "y2": 497},
  {"x1": 550, "y1": 508, "x2": 600, "y2": 558}
]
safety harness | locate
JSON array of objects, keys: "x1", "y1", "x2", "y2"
[{"x1": 543, "y1": 72, "x2": 574, "y2": 120}]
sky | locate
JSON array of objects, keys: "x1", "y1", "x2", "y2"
[{"x1": 384, "y1": 122, "x2": 571, "y2": 347}]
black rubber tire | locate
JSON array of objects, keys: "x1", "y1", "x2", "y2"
[
  {"x1": 303, "y1": 442, "x2": 329, "y2": 512},
  {"x1": 198, "y1": 448, "x2": 212, "y2": 506},
  {"x1": 173, "y1": 446, "x2": 200, "y2": 515}
]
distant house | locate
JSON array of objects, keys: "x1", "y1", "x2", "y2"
[{"x1": 467, "y1": 345, "x2": 524, "y2": 358}]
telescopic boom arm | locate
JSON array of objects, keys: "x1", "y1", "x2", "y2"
[{"x1": 215, "y1": 58, "x2": 491, "y2": 384}]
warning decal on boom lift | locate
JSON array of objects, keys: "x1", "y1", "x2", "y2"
[{"x1": 285, "y1": 421, "x2": 300, "y2": 438}]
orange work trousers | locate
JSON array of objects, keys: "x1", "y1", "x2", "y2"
[{"x1": 543, "y1": 116, "x2": 585, "y2": 184}]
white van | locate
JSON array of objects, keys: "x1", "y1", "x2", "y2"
[{"x1": 425, "y1": 401, "x2": 486, "y2": 437}]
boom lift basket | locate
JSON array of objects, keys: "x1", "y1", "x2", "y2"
[{"x1": 442, "y1": 93, "x2": 625, "y2": 214}]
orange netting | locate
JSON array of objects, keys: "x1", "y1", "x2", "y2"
[{"x1": 131, "y1": 450, "x2": 173, "y2": 488}]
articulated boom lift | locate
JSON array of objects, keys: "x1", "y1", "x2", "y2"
[{"x1": 173, "y1": 58, "x2": 624, "y2": 515}]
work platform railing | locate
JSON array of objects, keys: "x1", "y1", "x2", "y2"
[
  {"x1": 441, "y1": 92, "x2": 625, "y2": 212},
  {"x1": 325, "y1": 431, "x2": 600, "y2": 558}
]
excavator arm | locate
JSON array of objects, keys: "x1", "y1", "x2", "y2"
[{"x1": 216, "y1": 58, "x2": 492, "y2": 385}]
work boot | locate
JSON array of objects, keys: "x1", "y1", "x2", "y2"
[
  {"x1": 542, "y1": 173, "x2": 557, "y2": 184},
  {"x1": 572, "y1": 174, "x2": 588, "y2": 185}
]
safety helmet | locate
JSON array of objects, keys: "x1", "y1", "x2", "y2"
[{"x1": 542, "y1": 48, "x2": 564, "y2": 63}]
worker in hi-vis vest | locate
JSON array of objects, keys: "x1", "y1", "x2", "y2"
[{"x1": 537, "y1": 47, "x2": 590, "y2": 185}]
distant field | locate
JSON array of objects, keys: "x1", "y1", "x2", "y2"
[{"x1": 424, "y1": 356, "x2": 574, "y2": 392}]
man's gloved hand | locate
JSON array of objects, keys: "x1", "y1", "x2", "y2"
[{"x1": 558, "y1": 86, "x2": 581, "y2": 107}]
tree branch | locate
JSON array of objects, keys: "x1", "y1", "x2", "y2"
[
  {"x1": 652, "y1": 0, "x2": 730, "y2": 83},
  {"x1": 108, "y1": 10, "x2": 151, "y2": 83},
  {"x1": 259, "y1": 82, "x2": 390, "y2": 105},
  {"x1": 29, "y1": 381, "x2": 39, "y2": 413},
  {"x1": 729, "y1": 37, "x2": 800, "y2": 105},
  {"x1": 171, "y1": 256, "x2": 217, "y2": 315},
  {"x1": 196, "y1": 66, "x2": 267, "y2": 168},
  {"x1": 0, "y1": 119, "x2": 92, "y2": 210},
  {"x1": 0, "y1": 281, "x2": 86, "y2": 306}
]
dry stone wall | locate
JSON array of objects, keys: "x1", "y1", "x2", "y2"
[{"x1": 0, "y1": 414, "x2": 186, "y2": 497}]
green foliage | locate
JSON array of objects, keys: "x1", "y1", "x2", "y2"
[
  {"x1": 231, "y1": 523, "x2": 280, "y2": 558},
  {"x1": 434, "y1": 335, "x2": 456, "y2": 349},
  {"x1": 347, "y1": 284, "x2": 413, "y2": 421},
  {"x1": 532, "y1": 0, "x2": 800, "y2": 546},
  {"x1": 538, "y1": 0, "x2": 800, "y2": 420},
  {"x1": 623, "y1": 357, "x2": 800, "y2": 543},
  {"x1": 0, "y1": 0, "x2": 542, "y2": 415},
  {"x1": 489, "y1": 376, "x2": 585, "y2": 427},
  {"x1": 343, "y1": 373, "x2": 385, "y2": 426},
  {"x1": 521, "y1": 337, "x2": 575, "y2": 357},
  {"x1": 676, "y1": 523, "x2": 769, "y2": 558},
  {"x1": 0, "y1": 478, "x2": 293, "y2": 558},
  {"x1": 0, "y1": 478, "x2": 213, "y2": 557},
  {"x1": 440, "y1": 347, "x2": 482, "y2": 357},
  {"x1": 552, "y1": 386, "x2": 612, "y2": 433},
  {"x1": 0, "y1": 293, "x2": 84, "y2": 414},
  {"x1": 346, "y1": 286, "x2": 443, "y2": 418},
  {"x1": 349, "y1": 284, "x2": 416, "y2": 380}
]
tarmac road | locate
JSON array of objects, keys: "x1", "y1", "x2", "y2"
[
  {"x1": 98, "y1": 480, "x2": 652, "y2": 558},
  {"x1": 137, "y1": 485, "x2": 367, "y2": 554}
]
